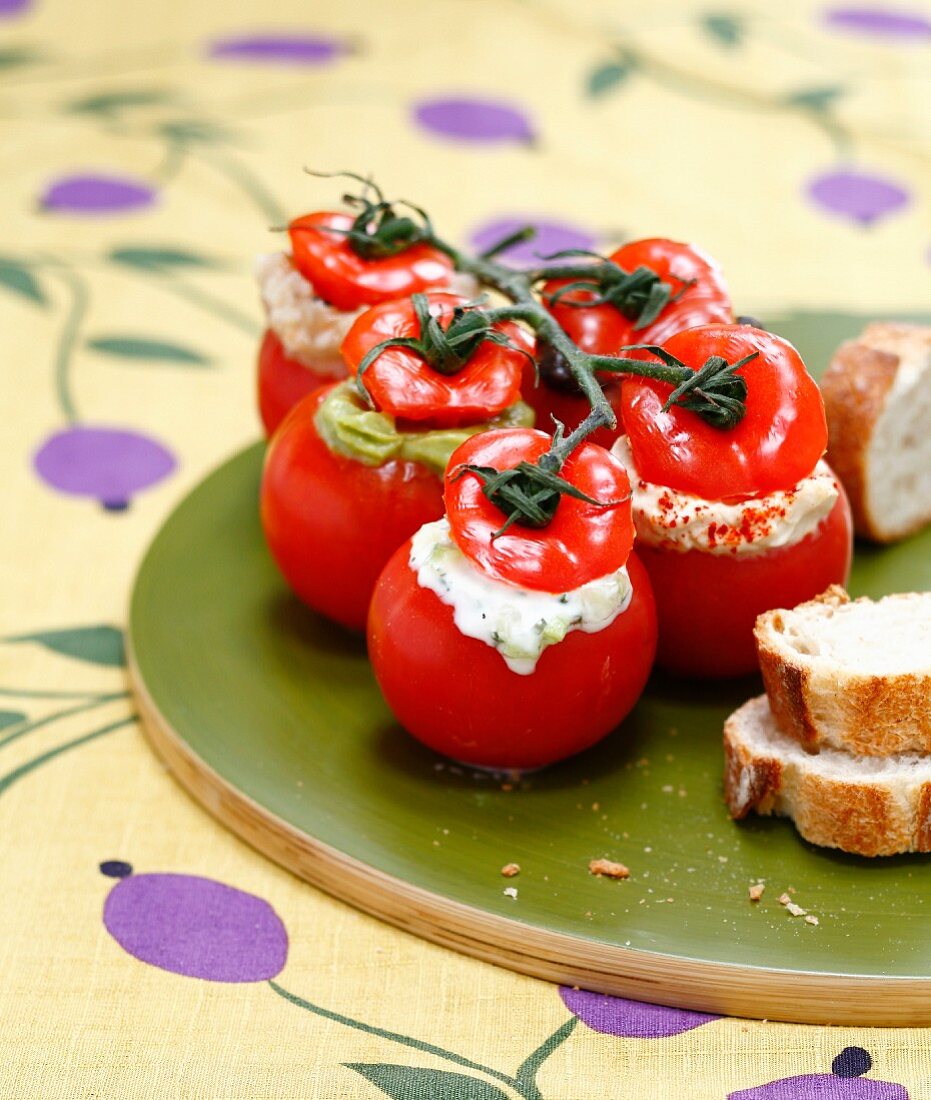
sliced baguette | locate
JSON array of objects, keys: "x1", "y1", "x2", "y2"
[
  {"x1": 757, "y1": 585, "x2": 931, "y2": 756},
  {"x1": 822, "y1": 322, "x2": 931, "y2": 543},
  {"x1": 724, "y1": 695, "x2": 931, "y2": 856},
  {"x1": 755, "y1": 587, "x2": 931, "y2": 756}
]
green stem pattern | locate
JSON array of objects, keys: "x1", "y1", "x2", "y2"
[
  {"x1": 0, "y1": 715, "x2": 135, "y2": 798},
  {"x1": 268, "y1": 980, "x2": 524, "y2": 1094},
  {"x1": 514, "y1": 1017, "x2": 578, "y2": 1096},
  {"x1": 268, "y1": 981, "x2": 580, "y2": 1100},
  {"x1": 46, "y1": 264, "x2": 89, "y2": 423},
  {"x1": 155, "y1": 136, "x2": 188, "y2": 185},
  {"x1": 0, "y1": 692, "x2": 129, "y2": 750},
  {"x1": 0, "y1": 686, "x2": 111, "y2": 701},
  {"x1": 193, "y1": 146, "x2": 288, "y2": 225},
  {"x1": 152, "y1": 272, "x2": 261, "y2": 337}
]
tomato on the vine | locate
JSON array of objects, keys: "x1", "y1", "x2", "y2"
[
  {"x1": 621, "y1": 325, "x2": 828, "y2": 500},
  {"x1": 445, "y1": 429, "x2": 634, "y2": 592},
  {"x1": 544, "y1": 238, "x2": 732, "y2": 357},
  {"x1": 341, "y1": 293, "x2": 530, "y2": 427},
  {"x1": 260, "y1": 386, "x2": 445, "y2": 632},
  {"x1": 522, "y1": 239, "x2": 732, "y2": 450},
  {"x1": 289, "y1": 212, "x2": 456, "y2": 312}
]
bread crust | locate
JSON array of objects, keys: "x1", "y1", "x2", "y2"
[
  {"x1": 821, "y1": 339, "x2": 898, "y2": 542},
  {"x1": 823, "y1": 322, "x2": 931, "y2": 543},
  {"x1": 723, "y1": 697, "x2": 931, "y2": 857},
  {"x1": 755, "y1": 588, "x2": 931, "y2": 756}
]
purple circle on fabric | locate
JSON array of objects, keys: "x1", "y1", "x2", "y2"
[
  {"x1": 807, "y1": 169, "x2": 909, "y2": 225},
  {"x1": 468, "y1": 216, "x2": 598, "y2": 269},
  {"x1": 103, "y1": 873, "x2": 288, "y2": 982},
  {"x1": 33, "y1": 426, "x2": 176, "y2": 507},
  {"x1": 728, "y1": 1074, "x2": 908, "y2": 1099},
  {"x1": 0, "y1": 0, "x2": 31, "y2": 16},
  {"x1": 41, "y1": 174, "x2": 157, "y2": 215},
  {"x1": 412, "y1": 96, "x2": 534, "y2": 144},
  {"x1": 824, "y1": 7, "x2": 931, "y2": 37},
  {"x1": 208, "y1": 33, "x2": 347, "y2": 64},
  {"x1": 558, "y1": 987, "x2": 720, "y2": 1037}
]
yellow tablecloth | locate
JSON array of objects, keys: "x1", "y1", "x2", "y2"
[{"x1": 3, "y1": 0, "x2": 931, "y2": 1095}]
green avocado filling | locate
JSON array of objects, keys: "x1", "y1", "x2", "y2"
[{"x1": 314, "y1": 381, "x2": 535, "y2": 475}]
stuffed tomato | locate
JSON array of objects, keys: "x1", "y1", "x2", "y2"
[
  {"x1": 368, "y1": 428, "x2": 657, "y2": 770},
  {"x1": 256, "y1": 207, "x2": 475, "y2": 436},
  {"x1": 613, "y1": 324, "x2": 853, "y2": 678},
  {"x1": 260, "y1": 293, "x2": 534, "y2": 631},
  {"x1": 523, "y1": 238, "x2": 732, "y2": 448}
]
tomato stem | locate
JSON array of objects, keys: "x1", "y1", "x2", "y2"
[{"x1": 327, "y1": 177, "x2": 750, "y2": 530}]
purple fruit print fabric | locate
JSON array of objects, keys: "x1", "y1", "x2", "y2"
[{"x1": 1, "y1": 0, "x2": 929, "y2": 1096}]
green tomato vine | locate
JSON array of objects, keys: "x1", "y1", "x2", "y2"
[{"x1": 328, "y1": 174, "x2": 753, "y2": 532}]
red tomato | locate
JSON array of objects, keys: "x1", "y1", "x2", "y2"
[
  {"x1": 368, "y1": 548, "x2": 657, "y2": 769},
  {"x1": 544, "y1": 238, "x2": 732, "y2": 357},
  {"x1": 289, "y1": 212, "x2": 455, "y2": 312},
  {"x1": 640, "y1": 485, "x2": 853, "y2": 678},
  {"x1": 544, "y1": 293, "x2": 627, "y2": 358},
  {"x1": 260, "y1": 386, "x2": 444, "y2": 631},
  {"x1": 445, "y1": 429, "x2": 634, "y2": 592},
  {"x1": 257, "y1": 329, "x2": 347, "y2": 438},
  {"x1": 341, "y1": 293, "x2": 529, "y2": 428},
  {"x1": 520, "y1": 360, "x2": 624, "y2": 451},
  {"x1": 622, "y1": 325, "x2": 828, "y2": 500}
]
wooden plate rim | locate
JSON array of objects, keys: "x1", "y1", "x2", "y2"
[{"x1": 128, "y1": 640, "x2": 931, "y2": 1027}]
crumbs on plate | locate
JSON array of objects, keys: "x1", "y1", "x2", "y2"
[{"x1": 589, "y1": 858, "x2": 630, "y2": 880}]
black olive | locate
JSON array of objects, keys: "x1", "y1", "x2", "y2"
[{"x1": 537, "y1": 342, "x2": 586, "y2": 395}]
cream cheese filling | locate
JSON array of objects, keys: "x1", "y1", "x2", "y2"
[{"x1": 410, "y1": 517, "x2": 632, "y2": 675}]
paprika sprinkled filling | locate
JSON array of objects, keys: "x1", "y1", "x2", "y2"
[{"x1": 611, "y1": 435, "x2": 839, "y2": 557}]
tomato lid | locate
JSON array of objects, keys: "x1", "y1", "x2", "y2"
[
  {"x1": 288, "y1": 211, "x2": 455, "y2": 312},
  {"x1": 445, "y1": 428, "x2": 635, "y2": 593},
  {"x1": 621, "y1": 324, "x2": 828, "y2": 500},
  {"x1": 341, "y1": 293, "x2": 531, "y2": 428}
]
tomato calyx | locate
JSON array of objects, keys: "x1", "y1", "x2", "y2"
[
  {"x1": 540, "y1": 250, "x2": 696, "y2": 332},
  {"x1": 453, "y1": 423, "x2": 628, "y2": 538},
  {"x1": 599, "y1": 344, "x2": 756, "y2": 430},
  {"x1": 354, "y1": 292, "x2": 534, "y2": 407},
  {"x1": 307, "y1": 171, "x2": 437, "y2": 261}
]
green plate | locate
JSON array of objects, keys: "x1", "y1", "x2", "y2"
[{"x1": 129, "y1": 310, "x2": 931, "y2": 1025}]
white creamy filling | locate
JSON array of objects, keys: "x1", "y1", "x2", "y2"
[
  {"x1": 610, "y1": 436, "x2": 838, "y2": 557},
  {"x1": 254, "y1": 252, "x2": 479, "y2": 373},
  {"x1": 410, "y1": 517, "x2": 632, "y2": 675}
]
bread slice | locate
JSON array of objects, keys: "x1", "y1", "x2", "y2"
[
  {"x1": 822, "y1": 322, "x2": 931, "y2": 543},
  {"x1": 724, "y1": 695, "x2": 931, "y2": 856},
  {"x1": 755, "y1": 587, "x2": 931, "y2": 756}
]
